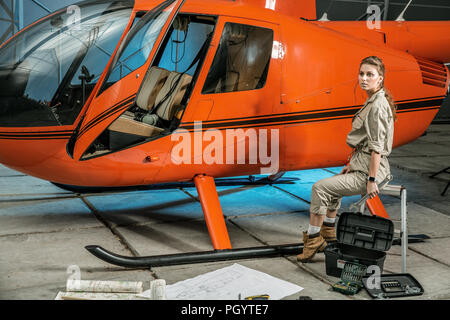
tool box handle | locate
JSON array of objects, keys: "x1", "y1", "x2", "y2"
[{"x1": 353, "y1": 227, "x2": 376, "y2": 246}]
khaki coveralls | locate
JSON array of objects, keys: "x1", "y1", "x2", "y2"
[{"x1": 310, "y1": 88, "x2": 394, "y2": 215}]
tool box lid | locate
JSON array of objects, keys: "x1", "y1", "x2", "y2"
[
  {"x1": 337, "y1": 212, "x2": 394, "y2": 252},
  {"x1": 362, "y1": 273, "x2": 424, "y2": 299}
]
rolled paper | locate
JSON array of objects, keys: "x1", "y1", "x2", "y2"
[
  {"x1": 150, "y1": 279, "x2": 166, "y2": 300},
  {"x1": 56, "y1": 292, "x2": 146, "y2": 300},
  {"x1": 66, "y1": 279, "x2": 144, "y2": 293}
]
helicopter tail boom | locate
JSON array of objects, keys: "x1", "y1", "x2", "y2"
[{"x1": 315, "y1": 21, "x2": 450, "y2": 63}]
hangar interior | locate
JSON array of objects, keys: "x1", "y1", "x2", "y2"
[{"x1": 0, "y1": 0, "x2": 449, "y2": 301}]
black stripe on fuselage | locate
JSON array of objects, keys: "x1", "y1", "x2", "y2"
[
  {"x1": 0, "y1": 97, "x2": 443, "y2": 139},
  {"x1": 0, "y1": 133, "x2": 72, "y2": 137},
  {"x1": 179, "y1": 97, "x2": 444, "y2": 131},
  {"x1": 0, "y1": 132, "x2": 72, "y2": 140},
  {"x1": 77, "y1": 94, "x2": 136, "y2": 138},
  {"x1": 180, "y1": 96, "x2": 445, "y2": 126}
]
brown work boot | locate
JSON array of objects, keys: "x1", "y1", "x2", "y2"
[
  {"x1": 297, "y1": 232, "x2": 327, "y2": 263},
  {"x1": 320, "y1": 222, "x2": 337, "y2": 244}
]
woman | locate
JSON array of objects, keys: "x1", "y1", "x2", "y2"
[{"x1": 297, "y1": 56, "x2": 397, "y2": 263}]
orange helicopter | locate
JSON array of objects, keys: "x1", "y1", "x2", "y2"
[{"x1": 0, "y1": 0, "x2": 448, "y2": 267}]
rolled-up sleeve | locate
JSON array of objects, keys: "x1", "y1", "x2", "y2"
[{"x1": 364, "y1": 101, "x2": 387, "y2": 154}]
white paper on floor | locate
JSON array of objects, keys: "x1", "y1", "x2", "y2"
[{"x1": 138, "y1": 263, "x2": 304, "y2": 300}]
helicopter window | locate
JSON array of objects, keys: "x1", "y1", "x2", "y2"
[
  {"x1": 98, "y1": 1, "x2": 180, "y2": 95},
  {"x1": 81, "y1": 15, "x2": 216, "y2": 160},
  {"x1": 0, "y1": 1, "x2": 134, "y2": 127},
  {"x1": 153, "y1": 16, "x2": 215, "y2": 76},
  {"x1": 70, "y1": 11, "x2": 144, "y2": 89},
  {"x1": 202, "y1": 23, "x2": 273, "y2": 94}
]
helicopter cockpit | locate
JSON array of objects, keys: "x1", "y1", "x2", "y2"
[
  {"x1": 81, "y1": 13, "x2": 216, "y2": 159},
  {"x1": 80, "y1": 13, "x2": 273, "y2": 160},
  {"x1": 0, "y1": 0, "x2": 135, "y2": 127}
]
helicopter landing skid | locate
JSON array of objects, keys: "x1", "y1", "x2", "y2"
[
  {"x1": 86, "y1": 174, "x2": 304, "y2": 268},
  {"x1": 85, "y1": 243, "x2": 304, "y2": 268},
  {"x1": 85, "y1": 234, "x2": 427, "y2": 269}
]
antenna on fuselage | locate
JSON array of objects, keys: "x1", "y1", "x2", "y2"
[{"x1": 396, "y1": 0, "x2": 413, "y2": 21}]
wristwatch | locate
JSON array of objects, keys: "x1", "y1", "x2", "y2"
[{"x1": 368, "y1": 176, "x2": 376, "y2": 183}]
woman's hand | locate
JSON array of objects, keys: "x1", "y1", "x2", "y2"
[
  {"x1": 367, "y1": 181, "x2": 379, "y2": 199},
  {"x1": 340, "y1": 165, "x2": 350, "y2": 174}
]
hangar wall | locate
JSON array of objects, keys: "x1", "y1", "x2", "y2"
[{"x1": 317, "y1": 0, "x2": 450, "y2": 21}]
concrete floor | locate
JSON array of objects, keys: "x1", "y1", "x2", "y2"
[{"x1": 0, "y1": 124, "x2": 449, "y2": 300}]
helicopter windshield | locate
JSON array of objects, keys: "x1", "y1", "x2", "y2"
[
  {"x1": 97, "y1": 0, "x2": 179, "y2": 95},
  {"x1": 0, "y1": 0, "x2": 134, "y2": 127}
]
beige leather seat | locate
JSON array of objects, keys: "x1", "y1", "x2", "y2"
[
  {"x1": 109, "y1": 70, "x2": 192, "y2": 138},
  {"x1": 215, "y1": 25, "x2": 270, "y2": 93},
  {"x1": 136, "y1": 66, "x2": 170, "y2": 111},
  {"x1": 215, "y1": 25, "x2": 246, "y2": 93},
  {"x1": 216, "y1": 71, "x2": 239, "y2": 93},
  {"x1": 154, "y1": 71, "x2": 192, "y2": 121}
]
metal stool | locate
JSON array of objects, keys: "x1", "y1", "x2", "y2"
[
  {"x1": 350, "y1": 175, "x2": 408, "y2": 273},
  {"x1": 380, "y1": 184, "x2": 408, "y2": 274}
]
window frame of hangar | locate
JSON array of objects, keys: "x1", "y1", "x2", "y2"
[
  {"x1": 79, "y1": 13, "x2": 219, "y2": 161},
  {"x1": 200, "y1": 21, "x2": 274, "y2": 95}
]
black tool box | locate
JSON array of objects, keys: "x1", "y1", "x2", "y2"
[{"x1": 324, "y1": 211, "x2": 394, "y2": 278}]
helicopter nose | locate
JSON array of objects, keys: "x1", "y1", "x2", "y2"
[{"x1": 0, "y1": 124, "x2": 75, "y2": 189}]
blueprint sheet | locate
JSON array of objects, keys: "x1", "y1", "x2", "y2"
[{"x1": 139, "y1": 263, "x2": 304, "y2": 300}]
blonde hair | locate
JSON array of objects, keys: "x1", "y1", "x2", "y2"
[{"x1": 360, "y1": 56, "x2": 397, "y2": 121}]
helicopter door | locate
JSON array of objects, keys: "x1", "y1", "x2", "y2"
[
  {"x1": 174, "y1": 17, "x2": 281, "y2": 175},
  {"x1": 70, "y1": 0, "x2": 186, "y2": 160}
]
